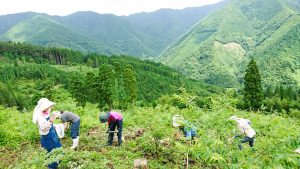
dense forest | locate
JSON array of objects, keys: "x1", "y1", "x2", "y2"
[{"x1": 0, "y1": 41, "x2": 220, "y2": 110}]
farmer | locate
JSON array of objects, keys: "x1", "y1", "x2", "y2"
[
  {"x1": 230, "y1": 116, "x2": 256, "y2": 150},
  {"x1": 32, "y1": 98, "x2": 62, "y2": 169},
  {"x1": 99, "y1": 111, "x2": 123, "y2": 146},
  {"x1": 53, "y1": 111, "x2": 80, "y2": 149},
  {"x1": 173, "y1": 115, "x2": 197, "y2": 140}
]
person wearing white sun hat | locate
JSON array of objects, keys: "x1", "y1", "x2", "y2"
[{"x1": 32, "y1": 98, "x2": 62, "y2": 169}]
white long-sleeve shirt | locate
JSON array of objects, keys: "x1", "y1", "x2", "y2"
[
  {"x1": 236, "y1": 119, "x2": 256, "y2": 138},
  {"x1": 37, "y1": 115, "x2": 51, "y2": 135}
]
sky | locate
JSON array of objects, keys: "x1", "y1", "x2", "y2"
[{"x1": 0, "y1": 0, "x2": 223, "y2": 16}]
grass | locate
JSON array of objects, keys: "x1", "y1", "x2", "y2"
[{"x1": 1, "y1": 91, "x2": 299, "y2": 168}]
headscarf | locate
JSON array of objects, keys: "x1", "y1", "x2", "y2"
[{"x1": 32, "y1": 98, "x2": 55, "y2": 124}]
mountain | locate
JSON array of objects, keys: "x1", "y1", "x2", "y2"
[
  {"x1": 123, "y1": 2, "x2": 227, "y2": 57},
  {"x1": 54, "y1": 12, "x2": 157, "y2": 57},
  {"x1": 0, "y1": 1, "x2": 226, "y2": 57},
  {"x1": 160, "y1": 0, "x2": 300, "y2": 87},
  {"x1": 0, "y1": 14, "x2": 116, "y2": 53},
  {"x1": 0, "y1": 12, "x2": 36, "y2": 34}
]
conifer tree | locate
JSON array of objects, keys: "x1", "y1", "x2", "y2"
[
  {"x1": 69, "y1": 75, "x2": 87, "y2": 108},
  {"x1": 279, "y1": 85, "x2": 285, "y2": 100},
  {"x1": 244, "y1": 58, "x2": 263, "y2": 110},
  {"x1": 85, "y1": 72, "x2": 98, "y2": 103},
  {"x1": 112, "y1": 62, "x2": 126, "y2": 108},
  {"x1": 123, "y1": 64, "x2": 137, "y2": 104},
  {"x1": 98, "y1": 64, "x2": 116, "y2": 109},
  {"x1": 264, "y1": 86, "x2": 273, "y2": 98}
]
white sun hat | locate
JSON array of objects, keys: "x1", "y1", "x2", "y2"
[
  {"x1": 54, "y1": 123, "x2": 65, "y2": 138},
  {"x1": 230, "y1": 116, "x2": 239, "y2": 121},
  {"x1": 172, "y1": 114, "x2": 184, "y2": 127},
  {"x1": 32, "y1": 98, "x2": 55, "y2": 124},
  {"x1": 38, "y1": 98, "x2": 55, "y2": 112}
]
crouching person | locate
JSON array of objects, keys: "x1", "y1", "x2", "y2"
[
  {"x1": 99, "y1": 111, "x2": 123, "y2": 146},
  {"x1": 54, "y1": 111, "x2": 80, "y2": 149},
  {"x1": 179, "y1": 123, "x2": 197, "y2": 141},
  {"x1": 230, "y1": 116, "x2": 256, "y2": 150},
  {"x1": 173, "y1": 114, "x2": 197, "y2": 142}
]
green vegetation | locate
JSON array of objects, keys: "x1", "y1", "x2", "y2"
[
  {"x1": 1, "y1": 1, "x2": 300, "y2": 168},
  {"x1": 0, "y1": 2, "x2": 226, "y2": 58},
  {"x1": 0, "y1": 42, "x2": 220, "y2": 110},
  {"x1": 1, "y1": 91, "x2": 299, "y2": 168},
  {"x1": 161, "y1": 0, "x2": 300, "y2": 89}
]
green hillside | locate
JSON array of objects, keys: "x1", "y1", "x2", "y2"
[
  {"x1": 160, "y1": 0, "x2": 300, "y2": 88},
  {"x1": 0, "y1": 3, "x2": 225, "y2": 58},
  {"x1": 0, "y1": 12, "x2": 36, "y2": 34},
  {"x1": 123, "y1": 1, "x2": 227, "y2": 57},
  {"x1": 0, "y1": 41, "x2": 220, "y2": 109},
  {"x1": 0, "y1": 43, "x2": 299, "y2": 169},
  {"x1": 56, "y1": 12, "x2": 157, "y2": 57},
  {"x1": 0, "y1": 15, "x2": 116, "y2": 54}
]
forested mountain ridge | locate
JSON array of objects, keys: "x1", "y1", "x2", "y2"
[
  {"x1": 0, "y1": 15, "x2": 113, "y2": 53},
  {"x1": 0, "y1": 41, "x2": 220, "y2": 109},
  {"x1": 0, "y1": 1, "x2": 226, "y2": 57},
  {"x1": 160, "y1": 0, "x2": 300, "y2": 88}
]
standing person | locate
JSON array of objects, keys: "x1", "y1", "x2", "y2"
[
  {"x1": 230, "y1": 116, "x2": 256, "y2": 150},
  {"x1": 54, "y1": 111, "x2": 80, "y2": 149},
  {"x1": 32, "y1": 98, "x2": 62, "y2": 169},
  {"x1": 99, "y1": 111, "x2": 123, "y2": 146}
]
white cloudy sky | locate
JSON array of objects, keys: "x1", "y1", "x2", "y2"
[{"x1": 0, "y1": 0, "x2": 223, "y2": 16}]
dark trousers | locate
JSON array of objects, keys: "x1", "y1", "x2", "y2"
[
  {"x1": 70, "y1": 119, "x2": 80, "y2": 139},
  {"x1": 108, "y1": 119, "x2": 123, "y2": 145},
  {"x1": 238, "y1": 136, "x2": 254, "y2": 150}
]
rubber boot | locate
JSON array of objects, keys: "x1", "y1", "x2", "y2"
[{"x1": 70, "y1": 137, "x2": 79, "y2": 149}]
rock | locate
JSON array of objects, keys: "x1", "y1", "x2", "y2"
[{"x1": 134, "y1": 158, "x2": 148, "y2": 169}]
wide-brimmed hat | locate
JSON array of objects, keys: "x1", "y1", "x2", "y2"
[
  {"x1": 230, "y1": 116, "x2": 238, "y2": 121},
  {"x1": 172, "y1": 114, "x2": 185, "y2": 127},
  {"x1": 38, "y1": 98, "x2": 55, "y2": 111},
  {"x1": 32, "y1": 98, "x2": 55, "y2": 124}
]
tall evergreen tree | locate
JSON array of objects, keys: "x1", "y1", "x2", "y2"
[
  {"x1": 112, "y1": 62, "x2": 127, "y2": 108},
  {"x1": 69, "y1": 75, "x2": 87, "y2": 108},
  {"x1": 279, "y1": 85, "x2": 285, "y2": 100},
  {"x1": 85, "y1": 72, "x2": 98, "y2": 103},
  {"x1": 98, "y1": 64, "x2": 116, "y2": 109},
  {"x1": 123, "y1": 65, "x2": 138, "y2": 104},
  {"x1": 244, "y1": 58, "x2": 263, "y2": 110},
  {"x1": 264, "y1": 86, "x2": 273, "y2": 98}
]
